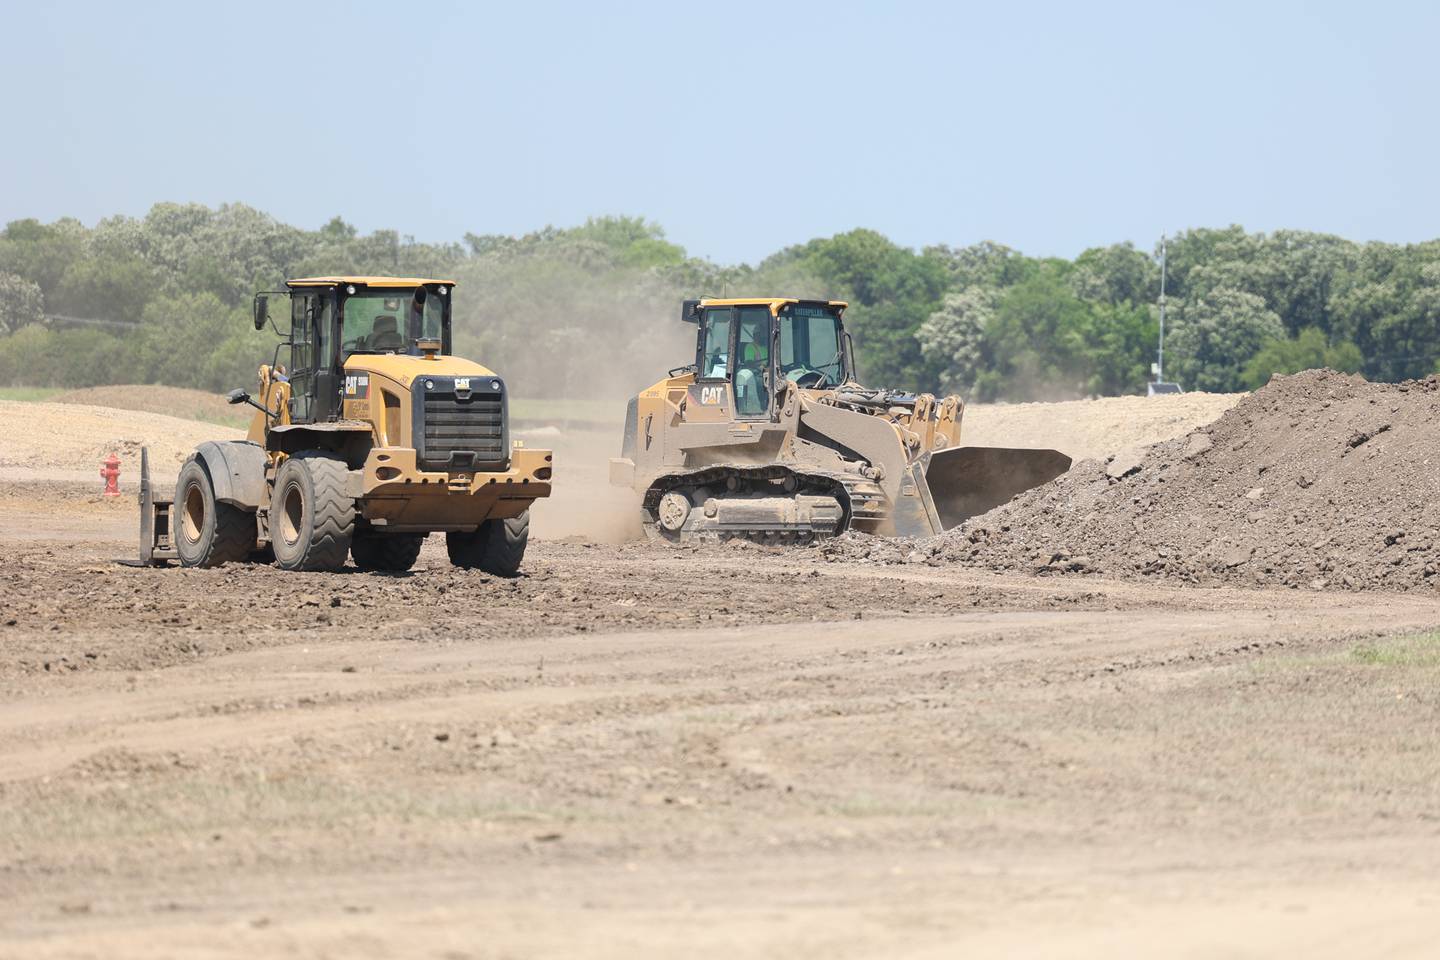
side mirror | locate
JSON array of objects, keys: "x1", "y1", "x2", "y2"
[
  {"x1": 253, "y1": 295, "x2": 268, "y2": 331},
  {"x1": 227, "y1": 388, "x2": 271, "y2": 418},
  {"x1": 681, "y1": 299, "x2": 701, "y2": 324}
]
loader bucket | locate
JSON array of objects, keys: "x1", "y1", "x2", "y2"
[{"x1": 924, "y1": 446, "x2": 1072, "y2": 531}]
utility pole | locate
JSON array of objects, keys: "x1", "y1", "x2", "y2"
[{"x1": 1147, "y1": 234, "x2": 1181, "y2": 395}]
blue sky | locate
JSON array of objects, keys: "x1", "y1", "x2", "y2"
[{"x1": 2, "y1": 0, "x2": 1432, "y2": 264}]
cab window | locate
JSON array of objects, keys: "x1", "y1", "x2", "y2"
[
  {"x1": 290, "y1": 294, "x2": 313, "y2": 374},
  {"x1": 342, "y1": 291, "x2": 411, "y2": 360},
  {"x1": 777, "y1": 304, "x2": 845, "y2": 388},
  {"x1": 287, "y1": 294, "x2": 331, "y2": 376},
  {"x1": 288, "y1": 293, "x2": 331, "y2": 421},
  {"x1": 734, "y1": 306, "x2": 771, "y2": 416},
  {"x1": 700, "y1": 308, "x2": 732, "y2": 379},
  {"x1": 420, "y1": 292, "x2": 445, "y2": 341}
]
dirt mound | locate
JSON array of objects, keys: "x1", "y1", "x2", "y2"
[
  {"x1": 926, "y1": 369, "x2": 1440, "y2": 591},
  {"x1": 963, "y1": 391, "x2": 1241, "y2": 462},
  {"x1": 0, "y1": 400, "x2": 242, "y2": 475},
  {"x1": 55, "y1": 385, "x2": 248, "y2": 428}
]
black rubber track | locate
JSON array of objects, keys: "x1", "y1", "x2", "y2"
[{"x1": 639, "y1": 465, "x2": 851, "y2": 545}]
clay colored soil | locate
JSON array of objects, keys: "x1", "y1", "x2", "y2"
[
  {"x1": 961, "y1": 390, "x2": 1241, "y2": 462},
  {"x1": 55, "y1": 385, "x2": 250, "y2": 429},
  {"x1": 0, "y1": 400, "x2": 243, "y2": 478},
  {"x1": 4, "y1": 388, "x2": 1440, "y2": 957}
]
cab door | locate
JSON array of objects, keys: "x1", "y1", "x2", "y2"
[
  {"x1": 288, "y1": 294, "x2": 317, "y2": 422},
  {"x1": 684, "y1": 306, "x2": 735, "y2": 423},
  {"x1": 730, "y1": 305, "x2": 774, "y2": 420},
  {"x1": 288, "y1": 293, "x2": 337, "y2": 423}
]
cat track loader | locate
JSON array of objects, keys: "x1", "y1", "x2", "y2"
[
  {"x1": 137, "y1": 276, "x2": 552, "y2": 573},
  {"x1": 609, "y1": 297, "x2": 1069, "y2": 543}
]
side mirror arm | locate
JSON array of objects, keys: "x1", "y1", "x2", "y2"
[{"x1": 227, "y1": 388, "x2": 276, "y2": 419}]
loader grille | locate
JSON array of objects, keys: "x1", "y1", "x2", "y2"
[{"x1": 412, "y1": 376, "x2": 509, "y2": 472}]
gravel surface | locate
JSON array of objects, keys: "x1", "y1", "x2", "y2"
[{"x1": 5, "y1": 522, "x2": 1440, "y2": 958}]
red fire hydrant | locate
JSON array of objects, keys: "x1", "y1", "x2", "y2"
[{"x1": 100, "y1": 453, "x2": 122, "y2": 497}]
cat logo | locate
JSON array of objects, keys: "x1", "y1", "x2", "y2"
[
  {"x1": 344, "y1": 374, "x2": 369, "y2": 398},
  {"x1": 455, "y1": 377, "x2": 471, "y2": 391},
  {"x1": 700, "y1": 386, "x2": 724, "y2": 405}
]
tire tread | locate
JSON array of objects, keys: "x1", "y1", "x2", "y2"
[
  {"x1": 273, "y1": 452, "x2": 355, "y2": 572},
  {"x1": 446, "y1": 511, "x2": 529, "y2": 575},
  {"x1": 176, "y1": 457, "x2": 255, "y2": 568},
  {"x1": 351, "y1": 533, "x2": 424, "y2": 572}
]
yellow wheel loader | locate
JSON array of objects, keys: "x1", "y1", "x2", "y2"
[
  {"x1": 137, "y1": 276, "x2": 552, "y2": 573},
  {"x1": 609, "y1": 297, "x2": 1069, "y2": 543}
]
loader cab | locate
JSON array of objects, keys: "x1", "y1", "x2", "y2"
[
  {"x1": 684, "y1": 298, "x2": 852, "y2": 420},
  {"x1": 255, "y1": 277, "x2": 455, "y2": 424}
]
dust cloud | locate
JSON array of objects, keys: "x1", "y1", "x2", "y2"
[
  {"x1": 449, "y1": 270, "x2": 700, "y2": 542},
  {"x1": 519, "y1": 422, "x2": 646, "y2": 544},
  {"x1": 446, "y1": 265, "x2": 704, "y2": 542}
]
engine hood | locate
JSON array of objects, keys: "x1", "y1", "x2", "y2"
[{"x1": 344, "y1": 353, "x2": 497, "y2": 389}]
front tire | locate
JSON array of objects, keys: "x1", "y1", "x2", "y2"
[
  {"x1": 271, "y1": 452, "x2": 355, "y2": 572},
  {"x1": 446, "y1": 511, "x2": 529, "y2": 576},
  {"x1": 174, "y1": 457, "x2": 254, "y2": 568},
  {"x1": 351, "y1": 532, "x2": 425, "y2": 572}
]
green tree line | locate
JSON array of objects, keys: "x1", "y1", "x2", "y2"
[{"x1": 2, "y1": 205, "x2": 1437, "y2": 401}]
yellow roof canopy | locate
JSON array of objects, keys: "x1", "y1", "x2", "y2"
[
  {"x1": 286, "y1": 276, "x2": 458, "y2": 288},
  {"x1": 699, "y1": 297, "x2": 848, "y2": 315}
]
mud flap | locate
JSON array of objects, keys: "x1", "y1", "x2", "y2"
[
  {"x1": 923, "y1": 446, "x2": 1072, "y2": 531},
  {"x1": 133, "y1": 446, "x2": 177, "y2": 565}
]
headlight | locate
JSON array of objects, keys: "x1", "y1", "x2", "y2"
[
  {"x1": 491, "y1": 380, "x2": 501, "y2": 391},
  {"x1": 425, "y1": 380, "x2": 435, "y2": 390}
]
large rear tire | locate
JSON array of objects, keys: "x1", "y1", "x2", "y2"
[
  {"x1": 271, "y1": 452, "x2": 355, "y2": 572},
  {"x1": 446, "y1": 511, "x2": 529, "y2": 576},
  {"x1": 351, "y1": 532, "x2": 425, "y2": 572},
  {"x1": 174, "y1": 457, "x2": 255, "y2": 568}
]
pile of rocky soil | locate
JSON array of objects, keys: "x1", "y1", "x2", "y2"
[{"x1": 826, "y1": 369, "x2": 1440, "y2": 592}]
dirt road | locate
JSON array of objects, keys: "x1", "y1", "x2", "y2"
[{"x1": 4, "y1": 490, "x2": 1440, "y2": 957}]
